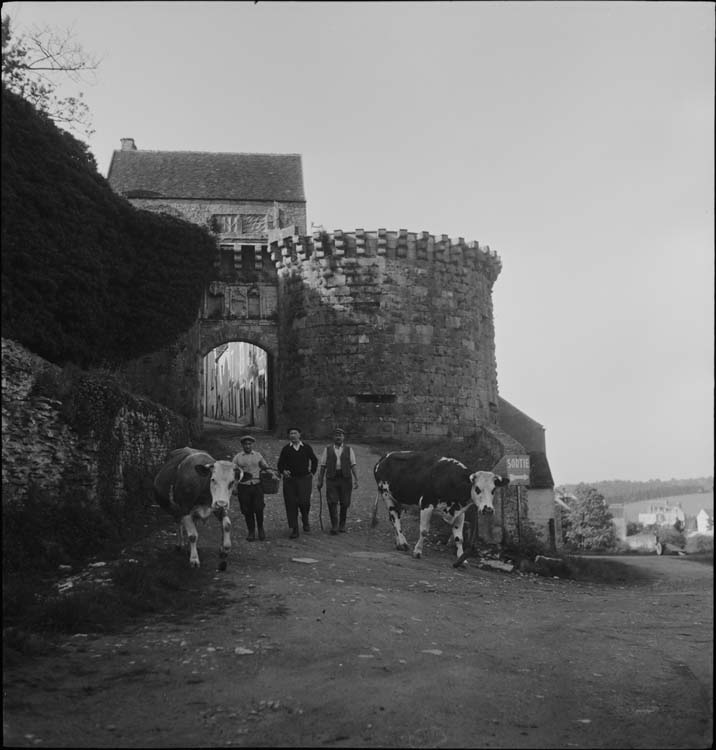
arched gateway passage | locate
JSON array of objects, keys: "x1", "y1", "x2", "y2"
[{"x1": 202, "y1": 341, "x2": 273, "y2": 430}]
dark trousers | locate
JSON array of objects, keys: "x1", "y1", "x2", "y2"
[
  {"x1": 237, "y1": 484, "x2": 265, "y2": 532},
  {"x1": 326, "y1": 476, "x2": 352, "y2": 507},
  {"x1": 326, "y1": 475, "x2": 352, "y2": 530},
  {"x1": 283, "y1": 474, "x2": 312, "y2": 529}
]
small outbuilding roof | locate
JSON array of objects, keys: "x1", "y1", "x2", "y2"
[
  {"x1": 528, "y1": 451, "x2": 555, "y2": 490},
  {"x1": 107, "y1": 146, "x2": 305, "y2": 202},
  {"x1": 497, "y1": 396, "x2": 555, "y2": 490}
]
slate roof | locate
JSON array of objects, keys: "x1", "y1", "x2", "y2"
[
  {"x1": 528, "y1": 451, "x2": 555, "y2": 490},
  {"x1": 498, "y1": 397, "x2": 545, "y2": 451},
  {"x1": 498, "y1": 396, "x2": 555, "y2": 490},
  {"x1": 107, "y1": 149, "x2": 305, "y2": 202}
]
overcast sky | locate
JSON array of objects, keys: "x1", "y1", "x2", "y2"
[{"x1": 6, "y1": 1, "x2": 714, "y2": 485}]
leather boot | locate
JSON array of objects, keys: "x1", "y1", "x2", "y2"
[
  {"x1": 339, "y1": 506, "x2": 348, "y2": 533},
  {"x1": 329, "y1": 505, "x2": 339, "y2": 535},
  {"x1": 246, "y1": 515, "x2": 256, "y2": 541}
]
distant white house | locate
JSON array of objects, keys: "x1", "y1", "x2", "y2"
[
  {"x1": 638, "y1": 503, "x2": 685, "y2": 528},
  {"x1": 616, "y1": 492, "x2": 713, "y2": 528},
  {"x1": 696, "y1": 508, "x2": 714, "y2": 536}
]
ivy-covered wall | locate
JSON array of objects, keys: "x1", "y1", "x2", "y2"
[
  {"x1": 1, "y1": 88, "x2": 216, "y2": 370},
  {"x1": 1, "y1": 338, "x2": 190, "y2": 520}
]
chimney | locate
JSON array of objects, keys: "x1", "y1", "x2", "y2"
[{"x1": 120, "y1": 138, "x2": 137, "y2": 151}]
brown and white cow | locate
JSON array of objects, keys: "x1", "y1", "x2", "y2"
[
  {"x1": 154, "y1": 447, "x2": 242, "y2": 568},
  {"x1": 372, "y1": 451, "x2": 509, "y2": 561}
]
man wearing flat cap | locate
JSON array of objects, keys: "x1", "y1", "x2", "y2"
[
  {"x1": 316, "y1": 427, "x2": 359, "y2": 534},
  {"x1": 232, "y1": 435, "x2": 270, "y2": 541}
]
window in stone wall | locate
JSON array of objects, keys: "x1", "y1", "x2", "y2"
[
  {"x1": 355, "y1": 394, "x2": 396, "y2": 403},
  {"x1": 247, "y1": 287, "x2": 260, "y2": 319},
  {"x1": 219, "y1": 244, "x2": 235, "y2": 275},
  {"x1": 205, "y1": 290, "x2": 224, "y2": 319},
  {"x1": 241, "y1": 245, "x2": 256, "y2": 274},
  {"x1": 214, "y1": 214, "x2": 240, "y2": 233}
]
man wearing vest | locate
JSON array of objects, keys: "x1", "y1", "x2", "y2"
[{"x1": 316, "y1": 427, "x2": 359, "y2": 535}]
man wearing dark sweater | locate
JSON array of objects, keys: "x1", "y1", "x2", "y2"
[{"x1": 277, "y1": 427, "x2": 319, "y2": 538}]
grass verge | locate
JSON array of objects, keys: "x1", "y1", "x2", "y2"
[
  {"x1": 3, "y1": 543, "x2": 235, "y2": 665},
  {"x1": 561, "y1": 555, "x2": 655, "y2": 585}
]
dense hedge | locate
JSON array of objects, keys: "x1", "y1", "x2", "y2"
[{"x1": 1, "y1": 87, "x2": 216, "y2": 367}]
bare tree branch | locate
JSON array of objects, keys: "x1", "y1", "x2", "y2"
[{"x1": 1, "y1": 15, "x2": 100, "y2": 140}]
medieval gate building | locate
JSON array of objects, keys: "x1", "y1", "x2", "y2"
[{"x1": 108, "y1": 138, "x2": 558, "y2": 545}]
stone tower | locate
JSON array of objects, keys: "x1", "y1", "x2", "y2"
[{"x1": 270, "y1": 228, "x2": 503, "y2": 439}]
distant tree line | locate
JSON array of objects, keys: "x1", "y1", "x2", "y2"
[
  {"x1": 1, "y1": 86, "x2": 216, "y2": 368},
  {"x1": 559, "y1": 478, "x2": 712, "y2": 505}
]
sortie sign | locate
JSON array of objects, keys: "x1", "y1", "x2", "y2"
[{"x1": 504, "y1": 454, "x2": 530, "y2": 486}]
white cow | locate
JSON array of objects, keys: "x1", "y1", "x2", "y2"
[{"x1": 154, "y1": 447, "x2": 242, "y2": 568}]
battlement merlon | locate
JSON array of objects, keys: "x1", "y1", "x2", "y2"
[{"x1": 268, "y1": 229, "x2": 502, "y2": 283}]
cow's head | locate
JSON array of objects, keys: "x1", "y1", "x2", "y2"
[
  {"x1": 196, "y1": 460, "x2": 243, "y2": 510},
  {"x1": 469, "y1": 471, "x2": 509, "y2": 513}
]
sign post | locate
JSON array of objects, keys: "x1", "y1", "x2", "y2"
[
  {"x1": 493, "y1": 454, "x2": 531, "y2": 544},
  {"x1": 503, "y1": 454, "x2": 530, "y2": 486},
  {"x1": 516, "y1": 486, "x2": 521, "y2": 543}
]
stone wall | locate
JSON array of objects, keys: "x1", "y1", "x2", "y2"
[
  {"x1": 2, "y1": 338, "x2": 190, "y2": 514},
  {"x1": 464, "y1": 424, "x2": 527, "y2": 546},
  {"x1": 129, "y1": 197, "x2": 307, "y2": 238},
  {"x1": 527, "y1": 488, "x2": 561, "y2": 550},
  {"x1": 119, "y1": 320, "x2": 204, "y2": 436}
]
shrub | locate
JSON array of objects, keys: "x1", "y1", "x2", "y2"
[
  {"x1": 503, "y1": 520, "x2": 549, "y2": 561},
  {"x1": 2, "y1": 87, "x2": 216, "y2": 368},
  {"x1": 648, "y1": 524, "x2": 686, "y2": 549},
  {"x1": 562, "y1": 486, "x2": 617, "y2": 550},
  {"x1": 684, "y1": 534, "x2": 714, "y2": 556}
]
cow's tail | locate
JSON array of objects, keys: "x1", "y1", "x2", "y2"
[
  {"x1": 371, "y1": 456, "x2": 386, "y2": 527},
  {"x1": 371, "y1": 490, "x2": 381, "y2": 527}
]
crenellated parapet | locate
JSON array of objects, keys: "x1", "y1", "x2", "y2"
[
  {"x1": 268, "y1": 228, "x2": 502, "y2": 284},
  {"x1": 271, "y1": 226, "x2": 504, "y2": 439}
]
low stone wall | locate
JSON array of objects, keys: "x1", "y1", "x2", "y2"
[{"x1": 1, "y1": 338, "x2": 190, "y2": 518}]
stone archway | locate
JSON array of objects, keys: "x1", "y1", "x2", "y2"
[
  {"x1": 199, "y1": 278, "x2": 280, "y2": 433},
  {"x1": 199, "y1": 319, "x2": 279, "y2": 432},
  {"x1": 201, "y1": 341, "x2": 274, "y2": 429}
]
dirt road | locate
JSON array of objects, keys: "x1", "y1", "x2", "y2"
[{"x1": 3, "y1": 427, "x2": 713, "y2": 748}]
